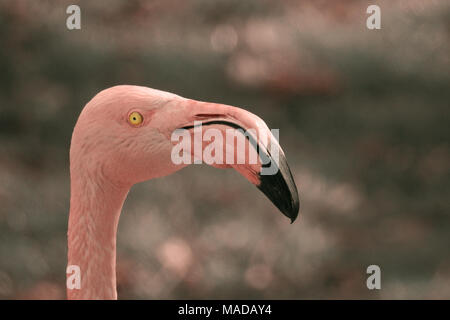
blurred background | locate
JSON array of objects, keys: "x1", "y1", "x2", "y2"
[{"x1": 0, "y1": 0, "x2": 449, "y2": 299}]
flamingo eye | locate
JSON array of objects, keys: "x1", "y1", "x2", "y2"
[{"x1": 128, "y1": 111, "x2": 143, "y2": 126}]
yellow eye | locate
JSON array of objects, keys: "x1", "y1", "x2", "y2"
[{"x1": 128, "y1": 111, "x2": 143, "y2": 126}]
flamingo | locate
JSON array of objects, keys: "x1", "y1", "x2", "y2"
[{"x1": 67, "y1": 85, "x2": 299, "y2": 299}]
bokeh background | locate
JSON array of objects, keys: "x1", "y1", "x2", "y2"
[{"x1": 0, "y1": 0, "x2": 449, "y2": 299}]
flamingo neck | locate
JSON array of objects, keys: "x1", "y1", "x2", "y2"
[{"x1": 67, "y1": 172, "x2": 129, "y2": 299}]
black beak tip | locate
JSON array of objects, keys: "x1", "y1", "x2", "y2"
[
  {"x1": 288, "y1": 200, "x2": 300, "y2": 224},
  {"x1": 283, "y1": 190, "x2": 299, "y2": 224},
  {"x1": 257, "y1": 156, "x2": 300, "y2": 224}
]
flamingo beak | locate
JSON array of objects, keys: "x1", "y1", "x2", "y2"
[{"x1": 170, "y1": 99, "x2": 300, "y2": 223}]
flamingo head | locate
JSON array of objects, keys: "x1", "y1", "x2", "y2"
[{"x1": 70, "y1": 85, "x2": 299, "y2": 222}]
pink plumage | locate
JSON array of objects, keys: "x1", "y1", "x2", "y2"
[{"x1": 67, "y1": 85, "x2": 299, "y2": 299}]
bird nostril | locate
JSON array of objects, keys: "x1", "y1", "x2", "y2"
[{"x1": 194, "y1": 113, "x2": 225, "y2": 120}]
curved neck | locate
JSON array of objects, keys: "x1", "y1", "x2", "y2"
[{"x1": 67, "y1": 172, "x2": 129, "y2": 299}]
